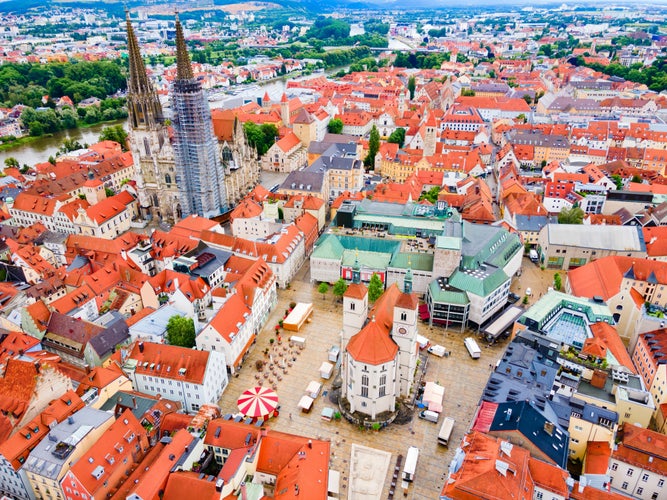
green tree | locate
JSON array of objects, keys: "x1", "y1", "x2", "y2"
[
  {"x1": 244, "y1": 122, "x2": 278, "y2": 157},
  {"x1": 59, "y1": 138, "x2": 84, "y2": 154},
  {"x1": 558, "y1": 206, "x2": 585, "y2": 225},
  {"x1": 99, "y1": 125, "x2": 129, "y2": 151},
  {"x1": 554, "y1": 273, "x2": 562, "y2": 291},
  {"x1": 407, "y1": 75, "x2": 416, "y2": 100},
  {"x1": 387, "y1": 127, "x2": 406, "y2": 147},
  {"x1": 3, "y1": 157, "x2": 19, "y2": 168},
  {"x1": 317, "y1": 282, "x2": 329, "y2": 300},
  {"x1": 630, "y1": 174, "x2": 643, "y2": 183},
  {"x1": 367, "y1": 273, "x2": 384, "y2": 302},
  {"x1": 332, "y1": 278, "x2": 348, "y2": 301},
  {"x1": 105, "y1": 187, "x2": 115, "y2": 197},
  {"x1": 611, "y1": 174, "x2": 623, "y2": 190},
  {"x1": 327, "y1": 118, "x2": 343, "y2": 134},
  {"x1": 166, "y1": 315, "x2": 196, "y2": 348},
  {"x1": 419, "y1": 186, "x2": 440, "y2": 204},
  {"x1": 364, "y1": 124, "x2": 380, "y2": 169}
]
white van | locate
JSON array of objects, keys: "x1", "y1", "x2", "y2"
[
  {"x1": 419, "y1": 410, "x2": 439, "y2": 423},
  {"x1": 427, "y1": 344, "x2": 447, "y2": 357},
  {"x1": 437, "y1": 417, "x2": 455, "y2": 446},
  {"x1": 464, "y1": 337, "x2": 481, "y2": 359}
]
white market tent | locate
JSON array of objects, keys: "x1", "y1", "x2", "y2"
[{"x1": 283, "y1": 302, "x2": 313, "y2": 332}]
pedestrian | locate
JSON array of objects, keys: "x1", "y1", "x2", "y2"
[{"x1": 289, "y1": 413, "x2": 292, "y2": 421}]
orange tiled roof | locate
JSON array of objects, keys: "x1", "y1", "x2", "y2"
[
  {"x1": 126, "y1": 341, "x2": 211, "y2": 385},
  {"x1": 613, "y1": 423, "x2": 667, "y2": 476},
  {"x1": 568, "y1": 256, "x2": 667, "y2": 301},
  {"x1": 346, "y1": 319, "x2": 398, "y2": 365}
]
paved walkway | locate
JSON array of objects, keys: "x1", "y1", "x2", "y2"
[{"x1": 217, "y1": 260, "x2": 507, "y2": 499}]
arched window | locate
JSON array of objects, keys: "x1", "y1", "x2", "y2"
[{"x1": 165, "y1": 174, "x2": 172, "y2": 185}]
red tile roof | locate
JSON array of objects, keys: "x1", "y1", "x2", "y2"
[
  {"x1": 0, "y1": 391, "x2": 83, "y2": 469},
  {"x1": 64, "y1": 409, "x2": 149, "y2": 498},
  {"x1": 346, "y1": 318, "x2": 398, "y2": 365},
  {"x1": 125, "y1": 341, "x2": 212, "y2": 385},
  {"x1": 613, "y1": 423, "x2": 667, "y2": 476},
  {"x1": 568, "y1": 256, "x2": 667, "y2": 301}
]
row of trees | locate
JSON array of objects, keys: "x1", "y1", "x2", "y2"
[
  {"x1": 577, "y1": 56, "x2": 667, "y2": 92},
  {"x1": 0, "y1": 60, "x2": 126, "y2": 108},
  {"x1": 393, "y1": 51, "x2": 451, "y2": 70},
  {"x1": 304, "y1": 18, "x2": 388, "y2": 48},
  {"x1": 318, "y1": 274, "x2": 384, "y2": 303},
  {"x1": 20, "y1": 98, "x2": 128, "y2": 137}
]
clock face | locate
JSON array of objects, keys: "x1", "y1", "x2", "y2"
[{"x1": 398, "y1": 327, "x2": 407, "y2": 335}]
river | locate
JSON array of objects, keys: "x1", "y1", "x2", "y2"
[
  {"x1": 1, "y1": 65, "x2": 350, "y2": 168},
  {"x1": 0, "y1": 121, "x2": 123, "y2": 168}
]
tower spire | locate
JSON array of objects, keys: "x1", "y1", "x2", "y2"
[
  {"x1": 125, "y1": 9, "x2": 163, "y2": 128},
  {"x1": 174, "y1": 13, "x2": 194, "y2": 81}
]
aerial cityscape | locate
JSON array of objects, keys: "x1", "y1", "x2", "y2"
[{"x1": 0, "y1": 1, "x2": 666, "y2": 499}]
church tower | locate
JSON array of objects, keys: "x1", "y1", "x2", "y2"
[
  {"x1": 398, "y1": 89, "x2": 407, "y2": 116},
  {"x1": 125, "y1": 11, "x2": 178, "y2": 221},
  {"x1": 280, "y1": 93, "x2": 290, "y2": 127},
  {"x1": 342, "y1": 256, "x2": 368, "y2": 352},
  {"x1": 391, "y1": 267, "x2": 419, "y2": 397},
  {"x1": 423, "y1": 112, "x2": 438, "y2": 157},
  {"x1": 171, "y1": 13, "x2": 228, "y2": 218}
]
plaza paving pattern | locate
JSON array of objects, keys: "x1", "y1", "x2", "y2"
[{"x1": 216, "y1": 258, "x2": 553, "y2": 498}]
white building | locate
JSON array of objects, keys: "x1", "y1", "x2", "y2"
[
  {"x1": 121, "y1": 341, "x2": 228, "y2": 413},
  {"x1": 608, "y1": 423, "x2": 667, "y2": 500},
  {"x1": 341, "y1": 263, "x2": 419, "y2": 420}
]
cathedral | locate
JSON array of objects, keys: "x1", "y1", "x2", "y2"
[
  {"x1": 125, "y1": 13, "x2": 259, "y2": 221},
  {"x1": 341, "y1": 260, "x2": 420, "y2": 420}
]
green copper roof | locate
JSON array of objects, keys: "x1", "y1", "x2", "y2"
[
  {"x1": 428, "y1": 280, "x2": 470, "y2": 304},
  {"x1": 519, "y1": 290, "x2": 614, "y2": 330},
  {"x1": 448, "y1": 267, "x2": 510, "y2": 297},
  {"x1": 389, "y1": 252, "x2": 434, "y2": 272}
]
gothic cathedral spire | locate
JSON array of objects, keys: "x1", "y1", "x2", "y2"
[
  {"x1": 174, "y1": 13, "x2": 194, "y2": 81},
  {"x1": 125, "y1": 10, "x2": 163, "y2": 129}
]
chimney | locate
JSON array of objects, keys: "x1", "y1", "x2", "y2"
[
  {"x1": 240, "y1": 482, "x2": 247, "y2": 500},
  {"x1": 139, "y1": 342, "x2": 144, "y2": 353},
  {"x1": 308, "y1": 439, "x2": 312, "y2": 449},
  {"x1": 590, "y1": 369, "x2": 608, "y2": 389},
  {"x1": 132, "y1": 397, "x2": 137, "y2": 409},
  {"x1": 174, "y1": 278, "x2": 179, "y2": 290}
]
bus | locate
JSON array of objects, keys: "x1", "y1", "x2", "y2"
[
  {"x1": 437, "y1": 417, "x2": 455, "y2": 446},
  {"x1": 464, "y1": 337, "x2": 481, "y2": 359},
  {"x1": 402, "y1": 446, "x2": 419, "y2": 482}
]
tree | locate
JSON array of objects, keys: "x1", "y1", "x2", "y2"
[
  {"x1": 166, "y1": 315, "x2": 196, "y2": 348},
  {"x1": 333, "y1": 278, "x2": 348, "y2": 301},
  {"x1": 3, "y1": 157, "x2": 19, "y2": 168},
  {"x1": 407, "y1": 75, "x2": 416, "y2": 100},
  {"x1": 553, "y1": 273, "x2": 562, "y2": 291},
  {"x1": 99, "y1": 125, "x2": 128, "y2": 151},
  {"x1": 364, "y1": 124, "x2": 380, "y2": 169},
  {"x1": 58, "y1": 138, "x2": 84, "y2": 155},
  {"x1": 630, "y1": 174, "x2": 643, "y2": 183},
  {"x1": 387, "y1": 127, "x2": 406, "y2": 147},
  {"x1": 558, "y1": 206, "x2": 585, "y2": 225},
  {"x1": 367, "y1": 273, "x2": 384, "y2": 302},
  {"x1": 419, "y1": 186, "x2": 440, "y2": 204},
  {"x1": 317, "y1": 282, "x2": 329, "y2": 300},
  {"x1": 327, "y1": 118, "x2": 343, "y2": 134},
  {"x1": 611, "y1": 174, "x2": 623, "y2": 190}
]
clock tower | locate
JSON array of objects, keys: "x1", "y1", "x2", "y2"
[
  {"x1": 342, "y1": 256, "x2": 368, "y2": 351},
  {"x1": 391, "y1": 268, "x2": 419, "y2": 397}
]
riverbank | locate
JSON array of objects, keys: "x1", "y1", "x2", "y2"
[{"x1": 0, "y1": 119, "x2": 124, "y2": 167}]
